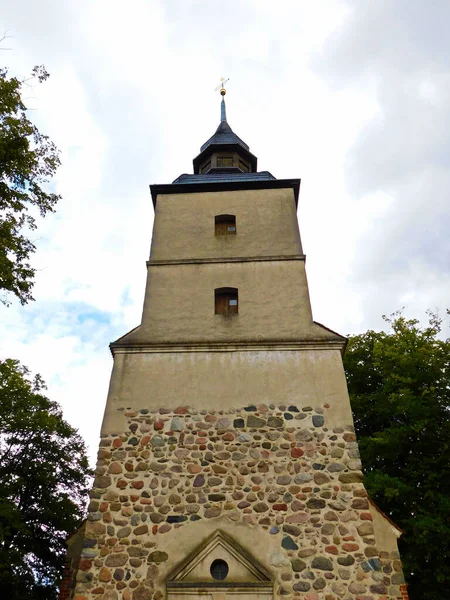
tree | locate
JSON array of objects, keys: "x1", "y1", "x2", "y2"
[
  {"x1": 344, "y1": 311, "x2": 450, "y2": 600},
  {"x1": 0, "y1": 64, "x2": 61, "y2": 305},
  {"x1": 0, "y1": 359, "x2": 91, "y2": 599}
]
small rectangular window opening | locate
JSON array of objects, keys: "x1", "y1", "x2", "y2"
[
  {"x1": 215, "y1": 214, "x2": 236, "y2": 236},
  {"x1": 217, "y1": 157, "x2": 234, "y2": 167},
  {"x1": 215, "y1": 288, "x2": 238, "y2": 315}
]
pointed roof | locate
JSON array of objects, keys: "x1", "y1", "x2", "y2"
[
  {"x1": 193, "y1": 95, "x2": 257, "y2": 174},
  {"x1": 149, "y1": 89, "x2": 300, "y2": 207},
  {"x1": 200, "y1": 120, "x2": 250, "y2": 153}
]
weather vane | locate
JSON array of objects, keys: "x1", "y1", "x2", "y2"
[{"x1": 215, "y1": 77, "x2": 230, "y2": 96}]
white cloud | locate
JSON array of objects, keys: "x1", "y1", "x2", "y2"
[{"x1": 1, "y1": 0, "x2": 448, "y2": 461}]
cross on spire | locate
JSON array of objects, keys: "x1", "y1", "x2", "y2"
[
  {"x1": 215, "y1": 77, "x2": 230, "y2": 122},
  {"x1": 215, "y1": 77, "x2": 230, "y2": 96}
]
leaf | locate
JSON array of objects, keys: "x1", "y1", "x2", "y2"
[
  {"x1": 344, "y1": 311, "x2": 450, "y2": 600},
  {"x1": 0, "y1": 67, "x2": 61, "y2": 305},
  {"x1": 0, "y1": 359, "x2": 92, "y2": 598}
]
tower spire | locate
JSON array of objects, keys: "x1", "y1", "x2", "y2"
[
  {"x1": 221, "y1": 96, "x2": 227, "y2": 122},
  {"x1": 215, "y1": 77, "x2": 229, "y2": 121}
]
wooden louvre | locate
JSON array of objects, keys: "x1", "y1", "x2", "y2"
[
  {"x1": 215, "y1": 214, "x2": 236, "y2": 235},
  {"x1": 215, "y1": 288, "x2": 238, "y2": 315},
  {"x1": 217, "y1": 156, "x2": 234, "y2": 167}
]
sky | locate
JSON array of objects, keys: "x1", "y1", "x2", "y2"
[{"x1": 1, "y1": 0, "x2": 449, "y2": 463}]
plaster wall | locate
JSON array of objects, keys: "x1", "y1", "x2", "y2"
[
  {"x1": 101, "y1": 349, "x2": 353, "y2": 435},
  {"x1": 370, "y1": 504, "x2": 401, "y2": 555},
  {"x1": 150, "y1": 188, "x2": 302, "y2": 261},
  {"x1": 127, "y1": 260, "x2": 334, "y2": 345}
]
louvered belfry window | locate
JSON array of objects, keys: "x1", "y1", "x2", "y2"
[
  {"x1": 215, "y1": 214, "x2": 236, "y2": 235},
  {"x1": 215, "y1": 288, "x2": 238, "y2": 315},
  {"x1": 217, "y1": 156, "x2": 234, "y2": 167}
]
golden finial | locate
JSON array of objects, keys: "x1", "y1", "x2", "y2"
[{"x1": 215, "y1": 77, "x2": 230, "y2": 96}]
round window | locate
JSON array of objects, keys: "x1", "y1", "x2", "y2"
[{"x1": 210, "y1": 558, "x2": 229, "y2": 581}]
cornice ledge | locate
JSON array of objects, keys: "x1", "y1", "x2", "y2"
[
  {"x1": 167, "y1": 582, "x2": 272, "y2": 590},
  {"x1": 147, "y1": 254, "x2": 306, "y2": 266},
  {"x1": 110, "y1": 339, "x2": 346, "y2": 356},
  {"x1": 150, "y1": 178, "x2": 301, "y2": 208}
]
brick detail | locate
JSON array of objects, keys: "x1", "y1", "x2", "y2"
[
  {"x1": 58, "y1": 558, "x2": 74, "y2": 600},
  {"x1": 400, "y1": 583, "x2": 410, "y2": 599}
]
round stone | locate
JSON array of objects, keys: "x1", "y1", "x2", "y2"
[
  {"x1": 313, "y1": 578, "x2": 326, "y2": 590},
  {"x1": 105, "y1": 553, "x2": 128, "y2": 567},
  {"x1": 313, "y1": 472, "x2": 330, "y2": 485},
  {"x1": 339, "y1": 472, "x2": 364, "y2": 483},
  {"x1": 267, "y1": 417, "x2": 284, "y2": 428},
  {"x1": 247, "y1": 416, "x2": 265, "y2": 428},
  {"x1": 291, "y1": 558, "x2": 306, "y2": 572},
  {"x1": 170, "y1": 417, "x2": 184, "y2": 431},
  {"x1": 337, "y1": 555, "x2": 355, "y2": 566},
  {"x1": 291, "y1": 447, "x2": 304, "y2": 458},
  {"x1": 281, "y1": 536, "x2": 298, "y2": 550},
  {"x1": 93, "y1": 476, "x2": 111, "y2": 488},
  {"x1": 311, "y1": 557, "x2": 333, "y2": 571},
  {"x1": 132, "y1": 587, "x2": 152, "y2": 600},
  {"x1": 276, "y1": 475, "x2": 291, "y2": 485},
  {"x1": 306, "y1": 498, "x2": 326, "y2": 509},
  {"x1": 327, "y1": 462, "x2": 345, "y2": 472},
  {"x1": 133, "y1": 525, "x2": 149, "y2": 535},
  {"x1": 293, "y1": 582, "x2": 310, "y2": 592},
  {"x1": 357, "y1": 522, "x2": 374, "y2": 536},
  {"x1": 99, "y1": 567, "x2": 112, "y2": 582},
  {"x1": 108, "y1": 462, "x2": 123, "y2": 474},
  {"x1": 253, "y1": 502, "x2": 269, "y2": 513},
  {"x1": 148, "y1": 551, "x2": 168, "y2": 563},
  {"x1": 117, "y1": 527, "x2": 131, "y2": 539},
  {"x1": 193, "y1": 474, "x2": 205, "y2": 487},
  {"x1": 269, "y1": 526, "x2": 279, "y2": 534},
  {"x1": 151, "y1": 435, "x2": 165, "y2": 447}
]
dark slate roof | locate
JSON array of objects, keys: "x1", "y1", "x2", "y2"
[
  {"x1": 172, "y1": 171, "x2": 276, "y2": 184},
  {"x1": 200, "y1": 120, "x2": 250, "y2": 153}
]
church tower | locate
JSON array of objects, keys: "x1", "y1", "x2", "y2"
[{"x1": 71, "y1": 88, "x2": 408, "y2": 600}]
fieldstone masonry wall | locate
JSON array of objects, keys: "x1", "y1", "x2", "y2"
[{"x1": 73, "y1": 403, "x2": 406, "y2": 600}]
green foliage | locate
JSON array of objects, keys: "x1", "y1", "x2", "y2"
[
  {"x1": 344, "y1": 311, "x2": 450, "y2": 600},
  {"x1": 0, "y1": 359, "x2": 92, "y2": 599},
  {"x1": 0, "y1": 65, "x2": 61, "y2": 305}
]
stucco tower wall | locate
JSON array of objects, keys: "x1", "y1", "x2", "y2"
[
  {"x1": 149, "y1": 188, "x2": 303, "y2": 262},
  {"x1": 101, "y1": 349, "x2": 353, "y2": 436},
  {"x1": 117, "y1": 187, "x2": 338, "y2": 346}
]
